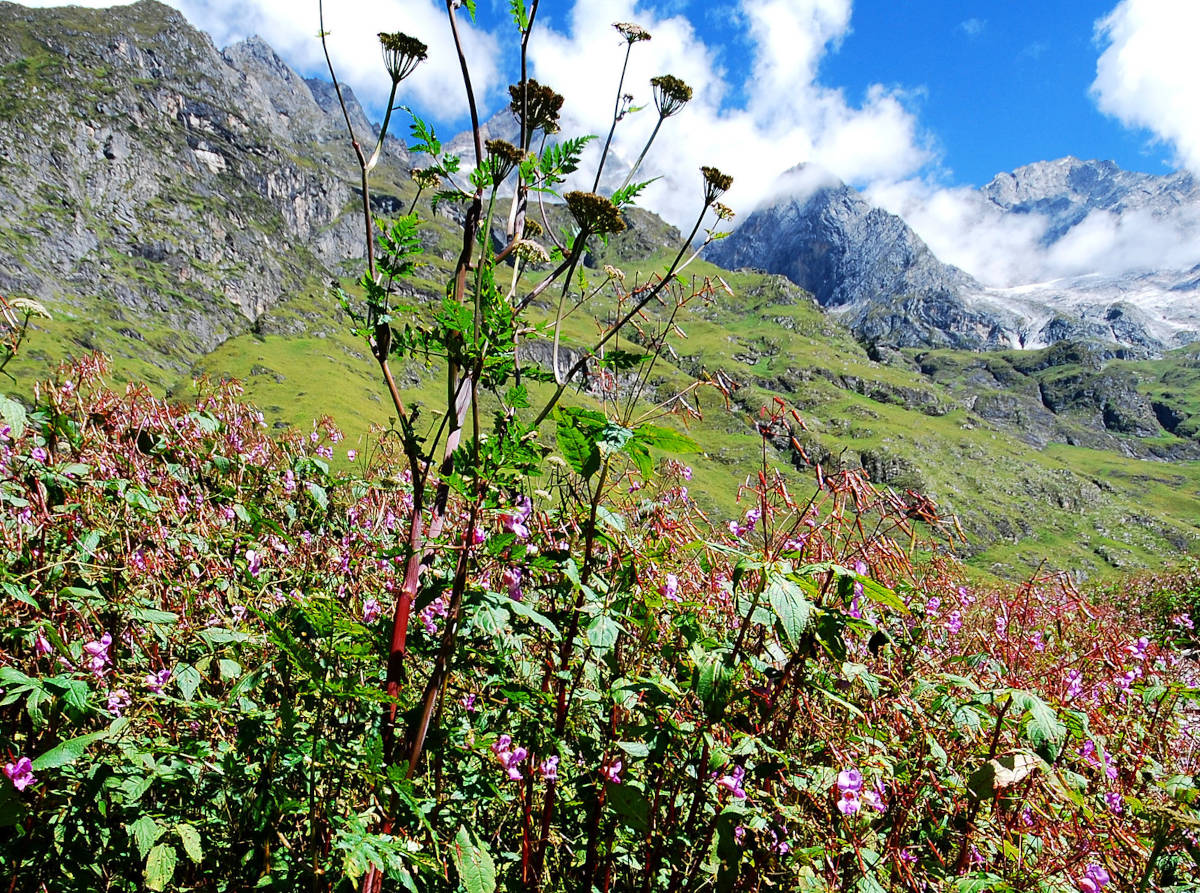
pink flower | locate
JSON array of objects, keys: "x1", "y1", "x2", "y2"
[
  {"x1": 836, "y1": 768, "x2": 863, "y2": 793},
  {"x1": 30, "y1": 446, "x2": 48, "y2": 463},
  {"x1": 83, "y1": 633, "x2": 113, "y2": 678},
  {"x1": 501, "y1": 566, "x2": 523, "y2": 601},
  {"x1": 837, "y1": 790, "x2": 860, "y2": 815},
  {"x1": 462, "y1": 693, "x2": 477, "y2": 712},
  {"x1": 499, "y1": 496, "x2": 533, "y2": 539},
  {"x1": 362, "y1": 597, "x2": 382, "y2": 624},
  {"x1": 539, "y1": 756, "x2": 559, "y2": 781},
  {"x1": 659, "y1": 573, "x2": 680, "y2": 602},
  {"x1": 245, "y1": 550, "x2": 262, "y2": 577},
  {"x1": 603, "y1": 759, "x2": 623, "y2": 784},
  {"x1": 491, "y1": 735, "x2": 526, "y2": 781},
  {"x1": 4, "y1": 757, "x2": 36, "y2": 792},
  {"x1": 715, "y1": 764, "x2": 747, "y2": 799},
  {"x1": 34, "y1": 630, "x2": 52, "y2": 655},
  {"x1": 347, "y1": 449, "x2": 357, "y2": 460},
  {"x1": 107, "y1": 688, "x2": 131, "y2": 717},
  {"x1": 145, "y1": 668, "x2": 172, "y2": 694}
]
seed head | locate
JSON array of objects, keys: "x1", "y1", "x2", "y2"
[
  {"x1": 410, "y1": 167, "x2": 441, "y2": 190},
  {"x1": 522, "y1": 218, "x2": 543, "y2": 238},
  {"x1": 711, "y1": 201, "x2": 735, "y2": 221},
  {"x1": 651, "y1": 74, "x2": 692, "y2": 118},
  {"x1": 614, "y1": 22, "x2": 651, "y2": 43},
  {"x1": 603, "y1": 264, "x2": 626, "y2": 283},
  {"x1": 485, "y1": 139, "x2": 527, "y2": 184},
  {"x1": 515, "y1": 239, "x2": 551, "y2": 266},
  {"x1": 701, "y1": 166, "x2": 733, "y2": 205},
  {"x1": 565, "y1": 191, "x2": 626, "y2": 236},
  {"x1": 509, "y1": 79, "x2": 564, "y2": 136},
  {"x1": 378, "y1": 32, "x2": 428, "y2": 84}
]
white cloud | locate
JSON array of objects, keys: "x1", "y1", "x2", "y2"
[
  {"x1": 525, "y1": 0, "x2": 933, "y2": 229},
  {"x1": 1092, "y1": 0, "x2": 1200, "y2": 174},
  {"x1": 960, "y1": 17, "x2": 986, "y2": 38}
]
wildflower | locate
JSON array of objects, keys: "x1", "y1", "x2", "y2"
[
  {"x1": 462, "y1": 693, "x2": 477, "y2": 712},
  {"x1": 485, "y1": 138, "x2": 526, "y2": 185},
  {"x1": 946, "y1": 611, "x2": 963, "y2": 635},
  {"x1": 499, "y1": 495, "x2": 533, "y2": 539},
  {"x1": 925, "y1": 596, "x2": 941, "y2": 613},
  {"x1": 107, "y1": 688, "x2": 131, "y2": 718},
  {"x1": 1125, "y1": 636, "x2": 1149, "y2": 661},
  {"x1": 347, "y1": 449, "x2": 357, "y2": 461},
  {"x1": 659, "y1": 573, "x2": 681, "y2": 602},
  {"x1": 501, "y1": 566, "x2": 524, "y2": 601},
  {"x1": 30, "y1": 446, "x2": 48, "y2": 463},
  {"x1": 509, "y1": 78, "x2": 564, "y2": 134},
  {"x1": 231, "y1": 605, "x2": 247, "y2": 622},
  {"x1": 410, "y1": 167, "x2": 441, "y2": 190},
  {"x1": 1104, "y1": 791, "x2": 1123, "y2": 814},
  {"x1": 650, "y1": 74, "x2": 692, "y2": 118},
  {"x1": 715, "y1": 764, "x2": 747, "y2": 799},
  {"x1": 836, "y1": 767, "x2": 863, "y2": 815},
  {"x1": 1174, "y1": 612, "x2": 1194, "y2": 630},
  {"x1": 614, "y1": 21, "x2": 651, "y2": 43},
  {"x1": 565, "y1": 191, "x2": 626, "y2": 236},
  {"x1": 862, "y1": 783, "x2": 887, "y2": 813},
  {"x1": 145, "y1": 668, "x2": 172, "y2": 694},
  {"x1": 701, "y1": 165, "x2": 733, "y2": 206},
  {"x1": 378, "y1": 31, "x2": 427, "y2": 84},
  {"x1": 83, "y1": 632, "x2": 113, "y2": 678},
  {"x1": 34, "y1": 630, "x2": 52, "y2": 655},
  {"x1": 603, "y1": 264, "x2": 626, "y2": 283},
  {"x1": 4, "y1": 757, "x2": 36, "y2": 792},
  {"x1": 602, "y1": 759, "x2": 623, "y2": 784},
  {"x1": 245, "y1": 550, "x2": 262, "y2": 577},
  {"x1": 491, "y1": 735, "x2": 527, "y2": 781},
  {"x1": 514, "y1": 239, "x2": 551, "y2": 265},
  {"x1": 472, "y1": 527, "x2": 487, "y2": 545},
  {"x1": 362, "y1": 597, "x2": 382, "y2": 624},
  {"x1": 1020, "y1": 807, "x2": 1034, "y2": 827},
  {"x1": 1077, "y1": 863, "x2": 1110, "y2": 892},
  {"x1": 539, "y1": 755, "x2": 559, "y2": 781}
]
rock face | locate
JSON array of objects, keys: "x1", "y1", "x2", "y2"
[
  {"x1": 706, "y1": 166, "x2": 1013, "y2": 349},
  {"x1": 0, "y1": 0, "x2": 404, "y2": 369},
  {"x1": 710, "y1": 157, "x2": 1200, "y2": 355}
]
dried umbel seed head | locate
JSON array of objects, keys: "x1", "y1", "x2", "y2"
[
  {"x1": 485, "y1": 139, "x2": 527, "y2": 184},
  {"x1": 603, "y1": 264, "x2": 626, "y2": 283},
  {"x1": 515, "y1": 239, "x2": 551, "y2": 265},
  {"x1": 509, "y1": 79, "x2": 564, "y2": 135},
  {"x1": 651, "y1": 74, "x2": 692, "y2": 118},
  {"x1": 701, "y1": 166, "x2": 733, "y2": 205},
  {"x1": 614, "y1": 22, "x2": 651, "y2": 43},
  {"x1": 565, "y1": 191, "x2": 626, "y2": 236},
  {"x1": 378, "y1": 32, "x2": 428, "y2": 84},
  {"x1": 522, "y1": 218, "x2": 543, "y2": 238},
  {"x1": 410, "y1": 167, "x2": 441, "y2": 190}
]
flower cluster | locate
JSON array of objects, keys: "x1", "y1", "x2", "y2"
[
  {"x1": 491, "y1": 735, "x2": 527, "y2": 782},
  {"x1": 378, "y1": 31, "x2": 428, "y2": 84}
]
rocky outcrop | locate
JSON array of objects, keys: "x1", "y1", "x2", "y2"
[{"x1": 0, "y1": 0, "x2": 405, "y2": 368}]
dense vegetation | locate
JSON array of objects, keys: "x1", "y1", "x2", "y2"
[{"x1": 3, "y1": 2, "x2": 1200, "y2": 892}]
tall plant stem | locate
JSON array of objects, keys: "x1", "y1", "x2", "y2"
[{"x1": 592, "y1": 43, "x2": 635, "y2": 192}]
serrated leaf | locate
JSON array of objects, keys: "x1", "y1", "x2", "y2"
[
  {"x1": 129, "y1": 815, "x2": 163, "y2": 859},
  {"x1": 452, "y1": 827, "x2": 496, "y2": 893},
  {"x1": 696, "y1": 652, "x2": 733, "y2": 721},
  {"x1": 586, "y1": 614, "x2": 623, "y2": 651},
  {"x1": 633, "y1": 423, "x2": 698, "y2": 453},
  {"x1": 766, "y1": 574, "x2": 813, "y2": 650},
  {"x1": 0, "y1": 394, "x2": 27, "y2": 440},
  {"x1": 1009, "y1": 689, "x2": 1065, "y2": 747},
  {"x1": 608, "y1": 783, "x2": 651, "y2": 832},
  {"x1": 144, "y1": 842, "x2": 177, "y2": 891},
  {"x1": 176, "y1": 823, "x2": 203, "y2": 862},
  {"x1": 505, "y1": 598, "x2": 559, "y2": 638},
  {"x1": 555, "y1": 416, "x2": 599, "y2": 478},
  {"x1": 31, "y1": 729, "x2": 108, "y2": 771},
  {"x1": 174, "y1": 664, "x2": 202, "y2": 702}
]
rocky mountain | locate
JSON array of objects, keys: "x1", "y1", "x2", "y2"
[
  {"x1": 706, "y1": 166, "x2": 1016, "y2": 350},
  {"x1": 0, "y1": 0, "x2": 406, "y2": 377},
  {"x1": 712, "y1": 158, "x2": 1200, "y2": 357}
]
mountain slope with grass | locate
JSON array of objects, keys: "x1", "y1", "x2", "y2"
[{"x1": 0, "y1": 1, "x2": 1198, "y2": 578}]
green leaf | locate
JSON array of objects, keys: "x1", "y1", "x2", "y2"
[
  {"x1": 129, "y1": 816, "x2": 163, "y2": 859},
  {"x1": 695, "y1": 651, "x2": 733, "y2": 721},
  {"x1": 599, "y1": 422, "x2": 634, "y2": 454},
  {"x1": 765, "y1": 574, "x2": 813, "y2": 651},
  {"x1": 452, "y1": 827, "x2": 496, "y2": 893},
  {"x1": 505, "y1": 599, "x2": 559, "y2": 638},
  {"x1": 586, "y1": 614, "x2": 623, "y2": 651},
  {"x1": 608, "y1": 783, "x2": 651, "y2": 832},
  {"x1": 616, "y1": 741, "x2": 651, "y2": 759},
  {"x1": 305, "y1": 481, "x2": 329, "y2": 510},
  {"x1": 174, "y1": 664, "x2": 202, "y2": 702},
  {"x1": 132, "y1": 607, "x2": 178, "y2": 626},
  {"x1": 1009, "y1": 689, "x2": 1066, "y2": 748},
  {"x1": 633, "y1": 423, "x2": 698, "y2": 453},
  {"x1": 595, "y1": 505, "x2": 626, "y2": 533},
  {"x1": 555, "y1": 415, "x2": 599, "y2": 478},
  {"x1": 144, "y1": 842, "x2": 177, "y2": 891},
  {"x1": 31, "y1": 729, "x2": 108, "y2": 771},
  {"x1": 176, "y1": 823, "x2": 203, "y2": 862},
  {"x1": 0, "y1": 394, "x2": 28, "y2": 439}
]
